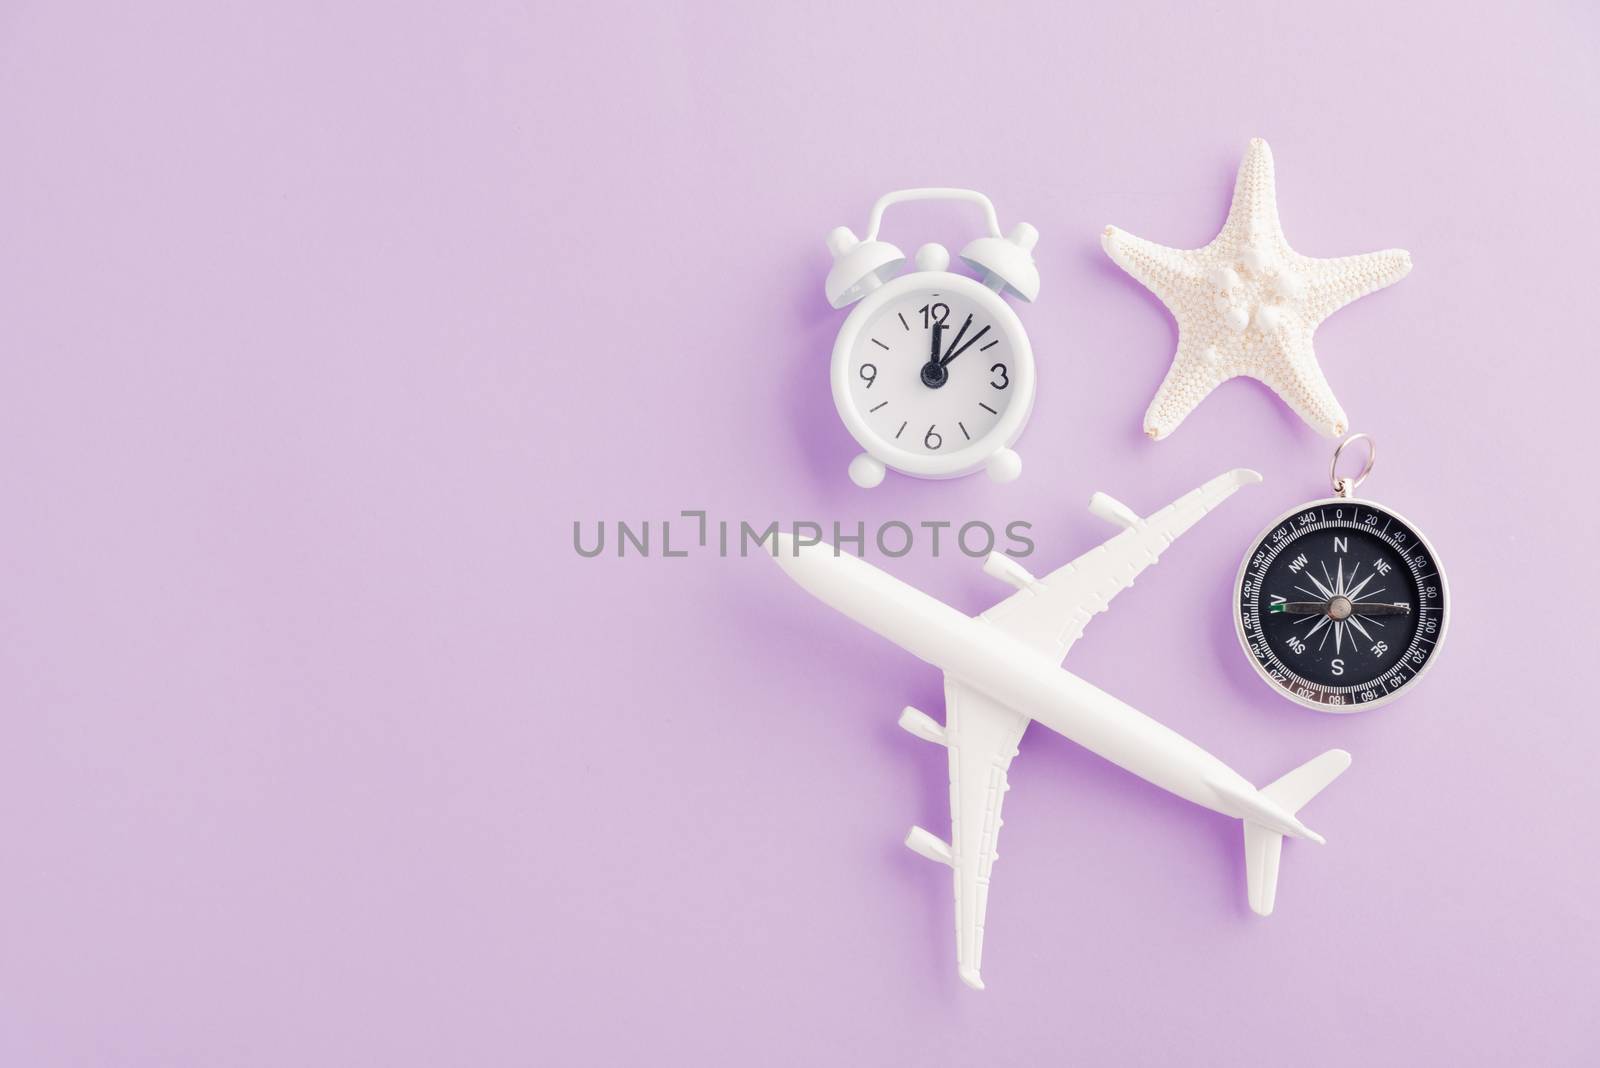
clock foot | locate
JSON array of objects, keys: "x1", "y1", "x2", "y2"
[
  {"x1": 986, "y1": 448, "x2": 1022, "y2": 483},
  {"x1": 848, "y1": 453, "x2": 887, "y2": 489}
]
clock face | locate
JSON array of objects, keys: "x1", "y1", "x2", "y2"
[
  {"x1": 842, "y1": 284, "x2": 1023, "y2": 461},
  {"x1": 1235, "y1": 498, "x2": 1448, "y2": 712}
]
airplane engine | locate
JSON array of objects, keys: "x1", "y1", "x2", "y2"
[
  {"x1": 981, "y1": 551, "x2": 1037, "y2": 591},
  {"x1": 904, "y1": 825, "x2": 953, "y2": 867},
  {"x1": 1089, "y1": 491, "x2": 1142, "y2": 529},
  {"x1": 897, "y1": 706, "x2": 946, "y2": 745}
]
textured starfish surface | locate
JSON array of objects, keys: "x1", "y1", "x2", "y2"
[{"x1": 1102, "y1": 138, "x2": 1411, "y2": 440}]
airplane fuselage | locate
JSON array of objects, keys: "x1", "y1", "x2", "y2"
[{"x1": 779, "y1": 542, "x2": 1298, "y2": 831}]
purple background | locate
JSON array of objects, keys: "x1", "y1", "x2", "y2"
[{"x1": 2, "y1": 2, "x2": 1596, "y2": 1064}]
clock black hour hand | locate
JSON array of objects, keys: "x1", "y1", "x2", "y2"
[
  {"x1": 929, "y1": 322, "x2": 944, "y2": 364},
  {"x1": 942, "y1": 322, "x2": 991, "y2": 366}
]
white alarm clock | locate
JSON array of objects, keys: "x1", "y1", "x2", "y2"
[{"x1": 825, "y1": 188, "x2": 1040, "y2": 488}]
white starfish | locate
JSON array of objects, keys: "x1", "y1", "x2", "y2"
[{"x1": 1102, "y1": 138, "x2": 1412, "y2": 440}]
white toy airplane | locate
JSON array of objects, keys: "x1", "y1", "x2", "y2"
[{"x1": 771, "y1": 469, "x2": 1351, "y2": 990}]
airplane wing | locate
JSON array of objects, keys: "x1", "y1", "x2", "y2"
[
  {"x1": 978, "y1": 468, "x2": 1261, "y2": 663},
  {"x1": 903, "y1": 677, "x2": 1030, "y2": 991}
]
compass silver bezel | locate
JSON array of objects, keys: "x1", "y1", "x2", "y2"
[{"x1": 1232, "y1": 495, "x2": 1451, "y2": 714}]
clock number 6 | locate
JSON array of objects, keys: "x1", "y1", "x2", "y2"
[
  {"x1": 859, "y1": 363, "x2": 876, "y2": 388},
  {"x1": 924, "y1": 425, "x2": 942, "y2": 450},
  {"x1": 990, "y1": 363, "x2": 1008, "y2": 389}
]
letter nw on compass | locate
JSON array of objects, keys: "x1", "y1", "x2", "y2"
[{"x1": 1235, "y1": 500, "x2": 1448, "y2": 712}]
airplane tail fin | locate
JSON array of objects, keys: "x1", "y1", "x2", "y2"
[{"x1": 1244, "y1": 749, "x2": 1352, "y2": 916}]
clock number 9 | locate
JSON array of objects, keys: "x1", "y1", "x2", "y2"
[
  {"x1": 990, "y1": 363, "x2": 1008, "y2": 389},
  {"x1": 859, "y1": 363, "x2": 876, "y2": 387},
  {"x1": 919, "y1": 303, "x2": 950, "y2": 328},
  {"x1": 924, "y1": 425, "x2": 942, "y2": 450}
]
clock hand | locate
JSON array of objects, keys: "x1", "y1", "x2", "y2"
[
  {"x1": 919, "y1": 322, "x2": 948, "y2": 389},
  {"x1": 942, "y1": 323, "x2": 992, "y2": 366},
  {"x1": 940, "y1": 314, "x2": 972, "y2": 364}
]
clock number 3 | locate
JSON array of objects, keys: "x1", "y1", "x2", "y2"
[{"x1": 990, "y1": 363, "x2": 1008, "y2": 389}]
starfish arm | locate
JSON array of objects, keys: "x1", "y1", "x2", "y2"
[
  {"x1": 1218, "y1": 138, "x2": 1285, "y2": 248},
  {"x1": 1142, "y1": 331, "x2": 1229, "y2": 440},
  {"x1": 1253, "y1": 334, "x2": 1350, "y2": 438},
  {"x1": 1300, "y1": 248, "x2": 1413, "y2": 323},
  {"x1": 1101, "y1": 226, "x2": 1207, "y2": 309}
]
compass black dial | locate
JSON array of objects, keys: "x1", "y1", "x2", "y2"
[{"x1": 1235, "y1": 498, "x2": 1448, "y2": 711}]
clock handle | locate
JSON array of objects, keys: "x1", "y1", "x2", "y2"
[{"x1": 864, "y1": 188, "x2": 1003, "y2": 242}]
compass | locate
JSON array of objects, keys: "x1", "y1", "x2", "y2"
[{"x1": 1235, "y1": 435, "x2": 1450, "y2": 712}]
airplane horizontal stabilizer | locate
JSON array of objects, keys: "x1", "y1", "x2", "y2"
[
  {"x1": 1242, "y1": 749, "x2": 1352, "y2": 916},
  {"x1": 1262, "y1": 749, "x2": 1352, "y2": 813}
]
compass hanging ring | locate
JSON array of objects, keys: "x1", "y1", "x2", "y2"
[{"x1": 1329, "y1": 433, "x2": 1376, "y2": 498}]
